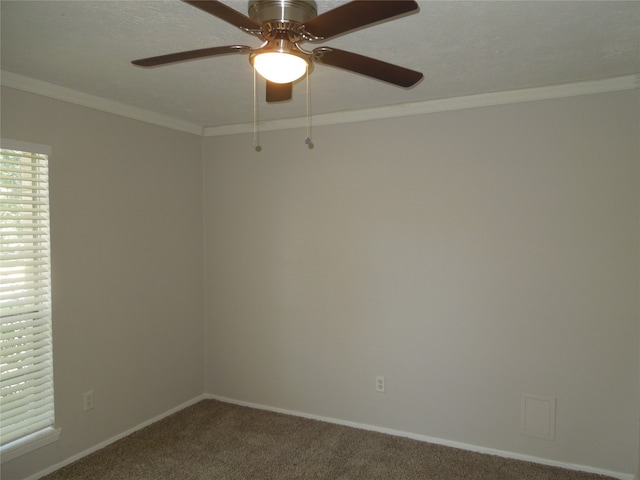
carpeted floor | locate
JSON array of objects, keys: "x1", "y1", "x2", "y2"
[{"x1": 41, "y1": 400, "x2": 616, "y2": 479}]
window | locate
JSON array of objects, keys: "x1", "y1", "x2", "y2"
[{"x1": 1, "y1": 140, "x2": 59, "y2": 461}]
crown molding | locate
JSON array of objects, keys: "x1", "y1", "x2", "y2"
[
  {"x1": 2, "y1": 70, "x2": 637, "y2": 137},
  {"x1": 203, "y1": 74, "x2": 640, "y2": 136},
  {"x1": 1, "y1": 71, "x2": 203, "y2": 136}
]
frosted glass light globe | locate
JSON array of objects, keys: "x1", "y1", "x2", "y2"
[{"x1": 252, "y1": 52, "x2": 308, "y2": 84}]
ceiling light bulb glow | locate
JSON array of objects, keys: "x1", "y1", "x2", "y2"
[{"x1": 252, "y1": 52, "x2": 308, "y2": 84}]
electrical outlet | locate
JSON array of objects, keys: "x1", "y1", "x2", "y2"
[
  {"x1": 83, "y1": 390, "x2": 94, "y2": 411},
  {"x1": 376, "y1": 375, "x2": 385, "y2": 393}
]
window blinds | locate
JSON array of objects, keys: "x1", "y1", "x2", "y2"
[{"x1": 0, "y1": 144, "x2": 55, "y2": 447}]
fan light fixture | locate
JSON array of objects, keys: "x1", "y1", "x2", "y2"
[
  {"x1": 133, "y1": 1, "x2": 424, "y2": 99},
  {"x1": 132, "y1": 0, "x2": 424, "y2": 149},
  {"x1": 250, "y1": 34, "x2": 310, "y2": 85},
  {"x1": 251, "y1": 51, "x2": 308, "y2": 84}
]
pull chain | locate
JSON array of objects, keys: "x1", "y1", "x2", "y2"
[
  {"x1": 252, "y1": 68, "x2": 261, "y2": 152},
  {"x1": 304, "y1": 64, "x2": 313, "y2": 149}
]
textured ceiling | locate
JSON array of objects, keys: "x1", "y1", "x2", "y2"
[{"x1": 1, "y1": 0, "x2": 639, "y2": 129}]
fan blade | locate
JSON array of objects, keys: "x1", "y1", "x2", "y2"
[
  {"x1": 266, "y1": 81, "x2": 293, "y2": 103},
  {"x1": 132, "y1": 45, "x2": 251, "y2": 67},
  {"x1": 182, "y1": 0, "x2": 262, "y2": 32},
  {"x1": 303, "y1": 1, "x2": 418, "y2": 40},
  {"x1": 313, "y1": 47, "x2": 422, "y2": 87}
]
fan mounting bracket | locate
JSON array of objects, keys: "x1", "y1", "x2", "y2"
[{"x1": 248, "y1": 0, "x2": 318, "y2": 26}]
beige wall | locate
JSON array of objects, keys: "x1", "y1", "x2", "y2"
[
  {"x1": 1, "y1": 85, "x2": 638, "y2": 479},
  {"x1": 1, "y1": 87, "x2": 205, "y2": 479},
  {"x1": 203, "y1": 90, "x2": 640, "y2": 475}
]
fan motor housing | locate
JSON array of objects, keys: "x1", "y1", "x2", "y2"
[{"x1": 248, "y1": 0, "x2": 318, "y2": 25}]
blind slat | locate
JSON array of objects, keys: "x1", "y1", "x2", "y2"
[
  {"x1": 0, "y1": 259, "x2": 49, "y2": 270},
  {"x1": 1, "y1": 368, "x2": 52, "y2": 395},
  {"x1": 0, "y1": 193, "x2": 49, "y2": 201},
  {"x1": 0, "y1": 286, "x2": 49, "y2": 299},
  {"x1": 1, "y1": 400, "x2": 54, "y2": 425},
  {"x1": 1, "y1": 283, "x2": 50, "y2": 293},
  {"x1": 1, "y1": 336, "x2": 50, "y2": 358},
  {"x1": 1, "y1": 307, "x2": 51, "y2": 323},
  {"x1": 0, "y1": 295, "x2": 50, "y2": 311},
  {"x1": 1, "y1": 410, "x2": 54, "y2": 444},
  {"x1": 0, "y1": 154, "x2": 47, "y2": 164},
  {"x1": 0, "y1": 358, "x2": 51, "y2": 383},
  {"x1": 1, "y1": 385, "x2": 52, "y2": 414},
  {"x1": 0, "y1": 373, "x2": 49, "y2": 397},
  {"x1": 0, "y1": 311, "x2": 50, "y2": 328}
]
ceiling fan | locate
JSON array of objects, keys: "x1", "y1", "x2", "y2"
[{"x1": 132, "y1": 0, "x2": 423, "y2": 103}]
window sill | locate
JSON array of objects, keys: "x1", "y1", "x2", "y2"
[{"x1": 1, "y1": 427, "x2": 61, "y2": 463}]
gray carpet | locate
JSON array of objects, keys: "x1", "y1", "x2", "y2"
[{"x1": 41, "y1": 400, "x2": 615, "y2": 479}]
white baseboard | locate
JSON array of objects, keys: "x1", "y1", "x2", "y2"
[
  {"x1": 25, "y1": 394, "x2": 208, "y2": 480},
  {"x1": 205, "y1": 393, "x2": 637, "y2": 480}
]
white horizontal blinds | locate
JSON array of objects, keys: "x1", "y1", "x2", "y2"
[{"x1": 0, "y1": 145, "x2": 54, "y2": 446}]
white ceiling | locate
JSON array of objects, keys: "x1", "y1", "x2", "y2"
[{"x1": 2, "y1": 0, "x2": 639, "y2": 130}]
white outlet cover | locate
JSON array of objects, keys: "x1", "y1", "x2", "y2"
[{"x1": 83, "y1": 390, "x2": 94, "y2": 411}]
